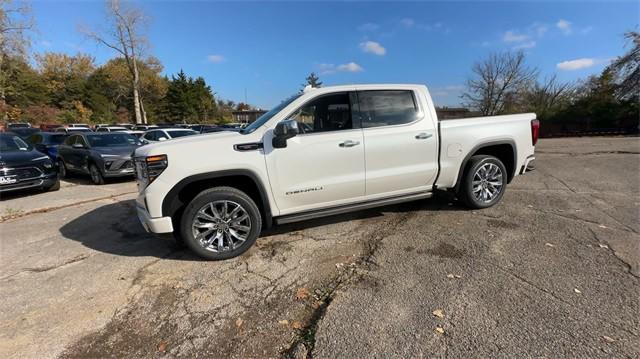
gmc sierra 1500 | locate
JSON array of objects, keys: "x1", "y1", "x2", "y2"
[{"x1": 134, "y1": 84, "x2": 538, "y2": 260}]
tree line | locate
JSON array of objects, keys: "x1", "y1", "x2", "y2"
[
  {"x1": 0, "y1": 0, "x2": 249, "y2": 125},
  {"x1": 461, "y1": 32, "x2": 639, "y2": 135}
]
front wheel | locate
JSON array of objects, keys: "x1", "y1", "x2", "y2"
[
  {"x1": 89, "y1": 164, "x2": 105, "y2": 185},
  {"x1": 459, "y1": 155, "x2": 507, "y2": 209},
  {"x1": 180, "y1": 186, "x2": 262, "y2": 260}
]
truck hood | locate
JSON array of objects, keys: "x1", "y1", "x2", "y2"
[{"x1": 134, "y1": 131, "x2": 243, "y2": 158}]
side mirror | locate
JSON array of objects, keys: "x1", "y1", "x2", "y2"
[
  {"x1": 72, "y1": 143, "x2": 85, "y2": 149},
  {"x1": 272, "y1": 120, "x2": 299, "y2": 149}
]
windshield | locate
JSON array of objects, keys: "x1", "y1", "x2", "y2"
[
  {"x1": 168, "y1": 130, "x2": 197, "y2": 138},
  {"x1": 86, "y1": 133, "x2": 138, "y2": 147},
  {"x1": 240, "y1": 93, "x2": 302, "y2": 134},
  {"x1": 0, "y1": 135, "x2": 32, "y2": 152},
  {"x1": 46, "y1": 134, "x2": 67, "y2": 145}
]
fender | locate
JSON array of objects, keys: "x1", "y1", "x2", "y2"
[
  {"x1": 161, "y1": 169, "x2": 273, "y2": 228},
  {"x1": 453, "y1": 139, "x2": 517, "y2": 193}
]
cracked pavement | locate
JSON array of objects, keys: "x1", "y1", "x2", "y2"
[{"x1": 0, "y1": 137, "x2": 638, "y2": 358}]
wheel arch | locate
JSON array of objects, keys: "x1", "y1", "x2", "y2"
[
  {"x1": 162, "y1": 169, "x2": 273, "y2": 229},
  {"x1": 454, "y1": 140, "x2": 517, "y2": 193}
]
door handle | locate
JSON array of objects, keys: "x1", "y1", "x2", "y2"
[
  {"x1": 415, "y1": 133, "x2": 433, "y2": 140},
  {"x1": 339, "y1": 140, "x2": 360, "y2": 148}
]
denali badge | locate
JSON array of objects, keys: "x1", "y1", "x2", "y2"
[
  {"x1": 0, "y1": 176, "x2": 17, "y2": 185},
  {"x1": 286, "y1": 186, "x2": 323, "y2": 196}
]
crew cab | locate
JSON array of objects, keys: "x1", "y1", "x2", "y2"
[{"x1": 134, "y1": 84, "x2": 538, "y2": 260}]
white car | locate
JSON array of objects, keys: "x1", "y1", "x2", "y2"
[
  {"x1": 141, "y1": 128, "x2": 198, "y2": 143},
  {"x1": 95, "y1": 126, "x2": 128, "y2": 132},
  {"x1": 134, "y1": 84, "x2": 538, "y2": 260}
]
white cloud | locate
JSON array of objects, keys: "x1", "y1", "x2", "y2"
[
  {"x1": 400, "y1": 18, "x2": 415, "y2": 28},
  {"x1": 337, "y1": 62, "x2": 364, "y2": 72},
  {"x1": 556, "y1": 19, "x2": 572, "y2": 35},
  {"x1": 358, "y1": 23, "x2": 379, "y2": 32},
  {"x1": 206, "y1": 54, "x2": 225, "y2": 63},
  {"x1": 556, "y1": 58, "x2": 595, "y2": 71},
  {"x1": 532, "y1": 24, "x2": 548, "y2": 37},
  {"x1": 319, "y1": 62, "x2": 364, "y2": 74},
  {"x1": 503, "y1": 30, "x2": 529, "y2": 43},
  {"x1": 360, "y1": 41, "x2": 386, "y2": 55},
  {"x1": 513, "y1": 41, "x2": 536, "y2": 50}
]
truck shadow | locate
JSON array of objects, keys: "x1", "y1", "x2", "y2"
[{"x1": 59, "y1": 192, "x2": 463, "y2": 259}]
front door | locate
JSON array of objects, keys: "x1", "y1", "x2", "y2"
[{"x1": 265, "y1": 92, "x2": 365, "y2": 215}]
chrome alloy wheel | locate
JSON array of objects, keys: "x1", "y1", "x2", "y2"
[
  {"x1": 191, "y1": 200, "x2": 252, "y2": 252},
  {"x1": 472, "y1": 163, "x2": 503, "y2": 203}
]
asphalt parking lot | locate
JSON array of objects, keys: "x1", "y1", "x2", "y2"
[{"x1": 1, "y1": 136, "x2": 638, "y2": 358}]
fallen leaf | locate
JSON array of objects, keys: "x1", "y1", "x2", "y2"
[
  {"x1": 527, "y1": 205, "x2": 533, "y2": 208},
  {"x1": 574, "y1": 288, "x2": 582, "y2": 294},
  {"x1": 295, "y1": 287, "x2": 311, "y2": 300},
  {"x1": 598, "y1": 225, "x2": 608, "y2": 229},
  {"x1": 598, "y1": 243, "x2": 609, "y2": 249},
  {"x1": 435, "y1": 327, "x2": 445, "y2": 335},
  {"x1": 291, "y1": 321, "x2": 304, "y2": 329},
  {"x1": 446, "y1": 274, "x2": 455, "y2": 279},
  {"x1": 454, "y1": 274, "x2": 462, "y2": 278},
  {"x1": 545, "y1": 243, "x2": 555, "y2": 247},
  {"x1": 235, "y1": 318, "x2": 244, "y2": 328},
  {"x1": 432, "y1": 309, "x2": 444, "y2": 318},
  {"x1": 278, "y1": 320, "x2": 289, "y2": 326},
  {"x1": 157, "y1": 341, "x2": 167, "y2": 352},
  {"x1": 603, "y1": 335, "x2": 615, "y2": 343}
]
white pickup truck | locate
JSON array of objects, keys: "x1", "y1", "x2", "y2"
[{"x1": 134, "y1": 84, "x2": 538, "y2": 260}]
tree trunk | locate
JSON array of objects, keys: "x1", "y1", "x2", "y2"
[
  {"x1": 139, "y1": 96, "x2": 147, "y2": 124},
  {"x1": 131, "y1": 57, "x2": 143, "y2": 124}
]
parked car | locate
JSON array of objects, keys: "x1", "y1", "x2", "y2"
[
  {"x1": 39, "y1": 124, "x2": 60, "y2": 131},
  {"x1": 124, "y1": 130, "x2": 144, "y2": 138},
  {"x1": 26, "y1": 132, "x2": 68, "y2": 160},
  {"x1": 9, "y1": 127, "x2": 40, "y2": 139},
  {"x1": 133, "y1": 124, "x2": 159, "y2": 131},
  {"x1": 134, "y1": 84, "x2": 538, "y2": 260},
  {"x1": 54, "y1": 127, "x2": 92, "y2": 134},
  {"x1": 201, "y1": 126, "x2": 241, "y2": 134},
  {"x1": 95, "y1": 126, "x2": 128, "y2": 132},
  {"x1": 116, "y1": 123, "x2": 135, "y2": 130},
  {"x1": 141, "y1": 128, "x2": 198, "y2": 143},
  {"x1": 58, "y1": 132, "x2": 142, "y2": 185},
  {"x1": 68, "y1": 124, "x2": 91, "y2": 129},
  {"x1": 6, "y1": 122, "x2": 31, "y2": 130},
  {"x1": 0, "y1": 133, "x2": 59, "y2": 193}
]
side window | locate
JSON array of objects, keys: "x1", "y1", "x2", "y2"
[
  {"x1": 96, "y1": 127, "x2": 106, "y2": 132},
  {"x1": 289, "y1": 92, "x2": 354, "y2": 134},
  {"x1": 64, "y1": 135, "x2": 77, "y2": 146},
  {"x1": 358, "y1": 90, "x2": 418, "y2": 128},
  {"x1": 77, "y1": 136, "x2": 88, "y2": 147},
  {"x1": 145, "y1": 131, "x2": 158, "y2": 141}
]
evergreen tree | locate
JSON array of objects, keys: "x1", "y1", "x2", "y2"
[{"x1": 302, "y1": 72, "x2": 322, "y2": 90}]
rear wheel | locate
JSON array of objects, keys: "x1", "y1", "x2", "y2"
[
  {"x1": 459, "y1": 155, "x2": 507, "y2": 209},
  {"x1": 180, "y1": 186, "x2": 262, "y2": 260},
  {"x1": 89, "y1": 164, "x2": 105, "y2": 185},
  {"x1": 58, "y1": 160, "x2": 67, "y2": 179}
]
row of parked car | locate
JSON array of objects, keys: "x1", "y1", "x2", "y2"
[{"x1": 0, "y1": 122, "x2": 244, "y2": 195}]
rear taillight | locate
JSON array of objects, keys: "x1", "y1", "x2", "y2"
[{"x1": 531, "y1": 119, "x2": 540, "y2": 146}]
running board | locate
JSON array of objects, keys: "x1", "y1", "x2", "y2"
[{"x1": 275, "y1": 192, "x2": 432, "y2": 225}]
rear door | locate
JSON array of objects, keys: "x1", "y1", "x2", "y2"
[
  {"x1": 265, "y1": 92, "x2": 365, "y2": 214},
  {"x1": 358, "y1": 89, "x2": 439, "y2": 196}
]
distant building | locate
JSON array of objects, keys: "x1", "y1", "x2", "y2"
[{"x1": 232, "y1": 110, "x2": 267, "y2": 124}]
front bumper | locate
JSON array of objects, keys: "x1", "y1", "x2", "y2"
[
  {"x1": 0, "y1": 166, "x2": 57, "y2": 193},
  {"x1": 136, "y1": 203, "x2": 174, "y2": 233},
  {"x1": 103, "y1": 158, "x2": 135, "y2": 178}
]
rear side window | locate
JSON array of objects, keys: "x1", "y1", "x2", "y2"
[{"x1": 358, "y1": 90, "x2": 418, "y2": 128}]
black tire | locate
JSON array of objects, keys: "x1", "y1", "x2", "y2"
[
  {"x1": 58, "y1": 159, "x2": 67, "y2": 179},
  {"x1": 459, "y1": 155, "x2": 507, "y2": 209},
  {"x1": 180, "y1": 186, "x2": 262, "y2": 260},
  {"x1": 45, "y1": 179, "x2": 61, "y2": 192},
  {"x1": 89, "y1": 164, "x2": 105, "y2": 185}
]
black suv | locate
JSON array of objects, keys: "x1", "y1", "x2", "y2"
[
  {"x1": 57, "y1": 132, "x2": 142, "y2": 185},
  {"x1": 0, "y1": 133, "x2": 59, "y2": 194}
]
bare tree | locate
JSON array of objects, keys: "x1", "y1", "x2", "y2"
[
  {"x1": 521, "y1": 75, "x2": 574, "y2": 119},
  {"x1": 83, "y1": 0, "x2": 148, "y2": 124},
  {"x1": 461, "y1": 51, "x2": 538, "y2": 116},
  {"x1": 0, "y1": 0, "x2": 33, "y2": 119},
  {"x1": 610, "y1": 31, "x2": 639, "y2": 100}
]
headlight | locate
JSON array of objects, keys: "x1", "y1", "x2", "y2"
[
  {"x1": 32, "y1": 155, "x2": 52, "y2": 168},
  {"x1": 143, "y1": 155, "x2": 168, "y2": 183}
]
